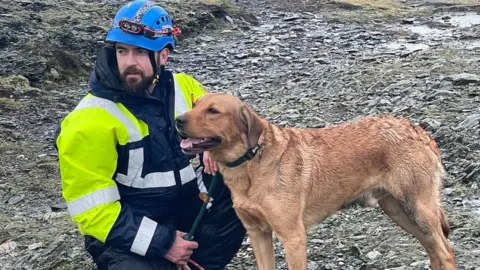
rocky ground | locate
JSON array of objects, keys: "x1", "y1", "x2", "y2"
[{"x1": 1, "y1": 0, "x2": 480, "y2": 269}]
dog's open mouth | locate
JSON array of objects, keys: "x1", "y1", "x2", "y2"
[{"x1": 179, "y1": 136, "x2": 221, "y2": 152}]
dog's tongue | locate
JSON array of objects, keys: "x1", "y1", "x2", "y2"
[{"x1": 180, "y1": 138, "x2": 203, "y2": 149}]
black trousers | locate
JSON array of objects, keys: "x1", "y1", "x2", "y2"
[{"x1": 86, "y1": 173, "x2": 246, "y2": 270}]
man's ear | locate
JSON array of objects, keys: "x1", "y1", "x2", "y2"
[
  {"x1": 157, "y1": 48, "x2": 170, "y2": 66},
  {"x1": 238, "y1": 105, "x2": 264, "y2": 149}
]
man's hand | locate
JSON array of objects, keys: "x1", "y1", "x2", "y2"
[
  {"x1": 164, "y1": 231, "x2": 199, "y2": 266},
  {"x1": 203, "y1": 151, "x2": 218, "y2": 175}
]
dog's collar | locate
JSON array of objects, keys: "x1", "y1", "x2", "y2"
[{"x1": 225, "y1": 144, "x2": 262, "y2": 168}]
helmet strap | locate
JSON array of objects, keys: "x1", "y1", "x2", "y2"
[
  {"x1": 149, "y1": 50, "x2": 157, "y2": 75},
  {"x1": 149, "y1": 50, "x2": 162, "y2": 85}
]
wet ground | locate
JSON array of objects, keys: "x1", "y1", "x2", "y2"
[{"x1": 1, "y1": 0, "x2": 480, "y2": 269}]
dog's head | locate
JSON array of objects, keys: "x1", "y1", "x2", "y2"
[{"x1": 175, "y1": 93, "x2": 264, "y2": 162}]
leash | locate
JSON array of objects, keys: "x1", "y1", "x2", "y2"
[{"x1": 181, "y1": 173, "x2": 220, "y2": 270}]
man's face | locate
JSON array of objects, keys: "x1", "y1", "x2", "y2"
[{"x1": 115, "y1": 43, "x2": 154, "y2": 94}]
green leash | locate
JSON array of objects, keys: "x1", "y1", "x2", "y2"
[{"x1": 183, "y1": 173, "x2": 219, "y2": 241}]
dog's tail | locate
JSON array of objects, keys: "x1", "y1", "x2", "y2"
[{"x1": 439, "y1": 207, "x2": 450, "y2": 238}]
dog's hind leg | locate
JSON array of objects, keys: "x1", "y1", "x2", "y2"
[{"x1": 378, "y1": 195, "x2": 456, "y2": 270}]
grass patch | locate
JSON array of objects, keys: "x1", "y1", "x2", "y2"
[
  {"x1": 425, "y1": 0, "x2": 480, "y2": 4},
  {"x1": 0, "y1": 97, "x2": 26, "y2": 111},
  {"x1": 329, "y1": 0, "x2": 430, "y2": 21},
  {"x1": 337, "y1": 0, "x2": 406, "y2": 10}
]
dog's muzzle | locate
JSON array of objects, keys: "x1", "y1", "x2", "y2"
[{"x1": 175, "y1": 115, "x2": 187, "y2": 131}]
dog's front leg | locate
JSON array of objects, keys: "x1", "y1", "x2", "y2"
[
  {"x1": 275, "y1": 226, "x2": 307, "y2": 270},
  {"x1": 248, "y1": 228, "x2": 275, "y2": 270}
]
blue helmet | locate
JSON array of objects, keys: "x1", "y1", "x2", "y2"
[{"x1": 105, "y1": 0, "x2": 180, "y2": 52}]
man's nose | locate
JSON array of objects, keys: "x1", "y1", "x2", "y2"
[
  {"x1": 125, "y1": 51, "x2": 137, "y2": 66},
  {"x1": 175, "y1": 115, "x2": 187, "y2": 129}
]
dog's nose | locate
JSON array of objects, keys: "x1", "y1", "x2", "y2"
[{"x1": 175, "y1": 115, "x2": 187, "y2": 129}]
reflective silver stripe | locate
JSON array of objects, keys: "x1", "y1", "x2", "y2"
[
  {"x1": 67, "y1": 186, "x2": 120, "y2": 216},
  {"x1": 74, "y1": 96, "x2": 142, "y2": 142},
  {"x1": 134, "y1": 1, "x2": 156, "y2": 23},
  {"x1": 130, "y1": 216, "x2": 157, "y2": 256},
  {"x1": 116, "y1": 148, "x2": 145, "y2": 187},
  {"x1": 117, "y1": 163, "x2": 196, "y2": 188},
  {"x1": 180, "y1": 165, "x2": 196, "y2": 185},
  {"x1": 174, "y1": 78, "x2": 190, "y2": 116}
]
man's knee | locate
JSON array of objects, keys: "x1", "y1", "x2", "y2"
[{"x1": 190, "y1": 214, "x2": 246, "y2": 270}]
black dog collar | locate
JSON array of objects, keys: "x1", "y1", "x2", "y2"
[{"x1": 224, "y1": 144, "x2": 262, "y2": 168}]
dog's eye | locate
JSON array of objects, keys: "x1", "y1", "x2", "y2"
[{"x1": 207, "y1": 107, "x2": 219, "y2": 114}]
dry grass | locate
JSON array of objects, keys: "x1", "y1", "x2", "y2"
[
  {"x1": 314, "y1": 0, "x2": 479, "y2": 22},
  {"x1": 425, "y1": 0, "x2": 480, "y2": 4},
  {"x1": 328, "y1": 0, "x2": 423, "y2": 22},
  {"x1": 337, "y1": 0, "x2": 406, "y2": 10},
  {"x1": 0, "y1": 98, "x2": 26, "y2": 111}
]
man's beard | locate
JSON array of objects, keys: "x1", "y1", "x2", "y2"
[{"x1": 120, "y1": 66, "x2": 153, "y2": 94}]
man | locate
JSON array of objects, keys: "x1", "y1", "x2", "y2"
[{"x1": 55, "y1": 0, "x2": 246, "y2": 269}]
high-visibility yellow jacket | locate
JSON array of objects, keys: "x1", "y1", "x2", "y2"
[{"x1": 56, "y1": 67, "x2": 207, "y2": 259}]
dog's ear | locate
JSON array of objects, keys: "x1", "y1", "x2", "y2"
[{"x1": 238, "y1": 105, "x2": 264, "y2": 149}]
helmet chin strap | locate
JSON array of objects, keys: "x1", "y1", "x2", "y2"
[{"x1": 149, "y1": 50, "x2": 162, "y2": 85}]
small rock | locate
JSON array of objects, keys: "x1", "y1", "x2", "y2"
[
  {"x1": 235, "y1": 53, "x2": 249, "y2": 59},
  {"x1": 366, "y1": 250, "x2": 381, "y2": 260},
  {"x1": 444, "y1": 187, "x2": 454, "y2": 195},
  {"x1": 28, "y1": 242, "x2": 44, "y2": 250},
  {"x1": 0, "y1": 120, "x2": 16, "y2": 128},
  {"x1": 307, "y1": 261, "x2": 319, "y2": 269},
  {"x1": 315, "y1": 58, "x2": 331, "y2": 64},
  {"x1": 386, "y1": 267, "x2": 407, "y2": 270},
  {"x1": 420, "y1": 117, "x2": 442, "y2": 132},
  {"x1": 445, "y1": 73, "x2": 480, "y2": 85},
  {"x1": 50, "y1": 68, "x2": 60, "y2": 79},
  {"x1": 225, "y1": 15, "x2": 234, "y2": 24},
  {"x1": 199, "y1": 36, "x2": 215, "y2": 42},
  {"x1": 410, "y1": 260, "x2": 429, "y2": 267},
  {"x1": 306, "y1": 31, "x2": 325, "y2": 39},
  {"x1": 378, "y1": 98, "x2": 391, "y2": 105},
  {"x1": 310, "y1": 238, "x2": 324, "y2": 244},
  {"x1": 7, "y1": 194, "x2": 24, "y2": 205},
  {"x1": 43, "y1": 211, "x2": 68, "y2": 220},
  {"x1": 283, "y1": 15, "x2": 301, "y2": 22},
  {"x1": 402, "y1": 18, "x2": 415, "y2": 24},
  {"x1": 0, "y1": 240, "x2": 17, "y2": 255},
  {"x1": 361, "y1": 57, "x2": 378, "y2": 63},
  {"x1": 458, "y1": 114, "x2": 480, "y2": 129},
  {"x1": 50, "y1": 201, "x2": 68, "y2": 212}
]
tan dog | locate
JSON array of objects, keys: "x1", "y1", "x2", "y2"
[{"x1": 175, "y1": 93, "x2": 457, "y2": 270}]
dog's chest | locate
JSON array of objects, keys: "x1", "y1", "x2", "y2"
[{"x1": 231, "y1": 192, "x2": 271, "y2": 231}]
